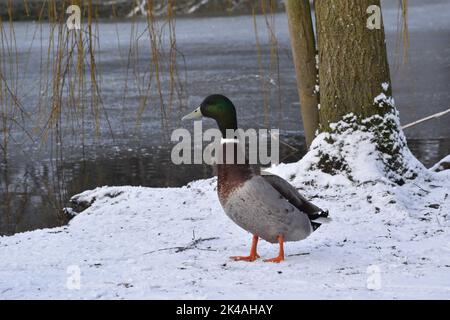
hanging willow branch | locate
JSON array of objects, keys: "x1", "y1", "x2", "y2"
[{"x1": 395, "y1": 0, "x2": 409, "y2": 68}]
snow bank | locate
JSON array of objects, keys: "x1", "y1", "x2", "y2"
[
  {"x1": 1, "y1": 144, "x2": 449, "y2": 299},
  {"x1": 430, "y1": 155, "x2": 450, "y2": 172}
]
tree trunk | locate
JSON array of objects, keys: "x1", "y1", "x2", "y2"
[
  {"x1": 315, "y1": 0, "x2": 393, "y2": 127},
  {"x1": 285, "y1": 0, "x2": 319, "y2": 149},
  {"x1": 312, "y1": 0, "x2": 420, "y2": 183}
]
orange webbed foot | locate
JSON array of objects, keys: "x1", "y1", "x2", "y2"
[
  {"x1": 230, "y1": 254, "x2": 260, "y2": 262},
  {"x1": 264, "y1": 235, "x2": 285, "y2": 263},
  {"x1": 231, "y1": 235, "x2": 260, "y2": 262},
  {"x1": 263, "y1": 256, "x2": 284, "y2": 263}
]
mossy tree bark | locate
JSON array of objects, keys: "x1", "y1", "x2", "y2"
[
  {"x1": 285, "y1": 0, "x2": 319, "y2": 149},
  {"x1": 312, "y1": 0, "x2": 419, "y2": 183},
  {"x1": 314, "y1": 0, "x2": 393, "y2": 127}
]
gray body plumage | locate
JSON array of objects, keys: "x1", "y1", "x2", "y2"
[{"x1": 220, "y1": 174, "x2": 322, "y2": 243}]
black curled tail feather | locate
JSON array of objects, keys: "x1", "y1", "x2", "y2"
[
  {"x1": 308, "y1": 209, "x2": 329, "y2": 221},
  {"x1": 309, "y1": 210, "x2": 330, "y2": 231},
  {"x1": 311, "y1": 222, "x2": 321, "y2": 231}
]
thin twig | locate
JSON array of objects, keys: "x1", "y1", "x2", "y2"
[
  {"x1": 287, "y1": 252, "x2": 310, "y2": 257},
  {"x1": 143, "y1": 237, "x2": 219, "y2": 255},
  {"x1": 402, "y1": 108, "x2": 450, "y2": 129}
]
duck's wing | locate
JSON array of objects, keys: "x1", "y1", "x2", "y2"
[{"x1": 261, "y1": 174, "x2": 325, "y2": 218}]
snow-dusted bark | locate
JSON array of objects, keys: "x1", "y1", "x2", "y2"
[
  {"x1": 300, "y1": 113, "x2": 427, "y2": 184},
  {"x1": 313, "y1": 0, "x2": 420, "y2": 184}
]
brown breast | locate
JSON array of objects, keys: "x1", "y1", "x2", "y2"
[{"x1": 216, "y1": 142, "x2": 254, "y2": 204}]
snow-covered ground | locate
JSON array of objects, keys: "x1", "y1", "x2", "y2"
[{"x1": 1, "y1": 134, "x2": 449, "y2": 299}]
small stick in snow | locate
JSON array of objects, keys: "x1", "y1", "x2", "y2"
[
  {"x1": 143, "y1": 237, "x2": 219, "y2": 255},
  {"x1": 413, "y1": 183, "x2": 430, "y2": 194},
  {"x1": 435, "y1": 194, "x2": 448, "y2": 227},
  {"x1": 287, "y1": 252, "x2": 310, "y2": 257}
]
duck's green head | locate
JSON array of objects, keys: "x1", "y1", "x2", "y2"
[{"x1": 182, "y1": 94, "x2": 237, "y2": 137}]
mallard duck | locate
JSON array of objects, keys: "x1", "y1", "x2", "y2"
[{"x1": 182, "y1": 94, "x2": 329, "y2": 263}]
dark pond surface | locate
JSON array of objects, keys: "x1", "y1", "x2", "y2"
[{"x1": 0, "y1": 1, "x2": 449, "y2": 235}]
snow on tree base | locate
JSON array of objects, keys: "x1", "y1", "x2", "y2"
[{"x1": 311, "y1": 112, "x2": 426, "y2": 185}]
